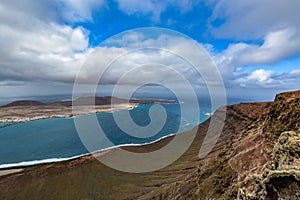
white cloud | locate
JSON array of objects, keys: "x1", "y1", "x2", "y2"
[
  {"x1": 0, "y1": 0, "x2": 299, "y2": 100},
  {"x1": 0, "y1": 2, "x2": 91, "y2": 83},
  {"x1": 76, "y1": 32, "x2": 218, "y2": 89},
  {"x1": 208, "y1": 0, "x2": 300, "y2": 91},
  {"x1": 215, "y1": 28, "x2": 300, "y2": 67},
  {"x1": 247, "y1": 69, "x2": 274, "y2": 83},
  {"x1": 209, "y1": 0, "x2": 300, "y2": 40},
  {"x1": 290, "y1": 69, "x2": 300, "y2": 75},
  {"x1": 116, "y1": 0, "x2": 161, "y2": 20},
  {"x1": 1, "y1": 1, "x2": 213, "y2": 93},
  {"x1": 58, "y1": 0, "x2": 105, "y2": 22},
  {"x1": 210, "y1": 28, "x2": 300, "y2": 91},
  {"x1": 70, "y1": 27, "x2": 90, "y2": 51},
  {"x1": 115, "y1": 0, "x2": 199, "y2": 22},
  {"x1": 0, "y1": 3, "x2": 217, "y2": 93},
  {"x1": 0, "y1": 1, "x2": 59, "y2": 24}
]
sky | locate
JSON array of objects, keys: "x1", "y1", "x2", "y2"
[{"x1": 0, "y1": 0, "x2": 300, "y2": 104}]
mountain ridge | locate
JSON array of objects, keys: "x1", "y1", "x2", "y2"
[{"x1": 2, "y1": 96, "x2": 175, "y2": 108}]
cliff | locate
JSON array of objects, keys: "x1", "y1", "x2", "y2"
[
  {"x1": 0, "y1": 90, "x2": 299, "y2": 199},
  {"x1": 263, "y1": 90, "x2": 300, "y2": 140}
]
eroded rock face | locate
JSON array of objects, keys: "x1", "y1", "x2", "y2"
[
  {"x1": 239, "y1": 131, "x2": 300, "y2": 200},
  {"x1": 264, "y1": 171, "x2": 300, "y2": 200},
  {"x1": 263, "y1": 91, "x2": 300, "y2": 140},
  {"x1": 272, "y1": 131, "x2": 300, "y2": 170}
]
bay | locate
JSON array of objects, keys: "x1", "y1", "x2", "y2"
[{"x1": 0, "y1": 103, "x2": 211, "y2": 168}]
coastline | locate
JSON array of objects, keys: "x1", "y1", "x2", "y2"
[
  {"x1": 0, "y1": 102, "x2": 138, "y2": 175},
  {"x1": 0, "y1": 101, "x2": 182, "y2": 171},
  {"x1": 0, "y1": 127, "x2": 186, "y2": 170},
  {"x1": 0, "y1": 101, "x2": 271, "y2": 175},
  {"x1": 0, "y1": 103, "x2": 138, "y2": 123},
  {"x1": 0, "y1": 99, "x2": 179, "y2": 175},
  {"x1": 0, "y1": 169, "x2": 23, "y2": 177}
]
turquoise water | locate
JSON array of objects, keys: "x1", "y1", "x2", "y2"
[
  {"x1": 0, "y1": 103, "x2": 211, "y2": 168},
  {"x1": 0, "y1": 122, "x2": 13, "y2": 128}
]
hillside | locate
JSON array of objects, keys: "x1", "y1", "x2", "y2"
[
  {"x1": 2, "y1": 100, "x2": 45, "y2": 107},
  {"x1": 0, "y1": 96, "x2": 174, "y2": 123},
  {"x1": 2, "y1": 96, "x2": 175, "y2": 107},
  {"x1": 0, "y1": 91, "x2": 299, "y2": 199}
]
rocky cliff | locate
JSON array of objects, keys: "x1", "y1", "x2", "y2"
[
  {"x1": 0, "y1": 90, "x2": 299, "y2": 199},
  {"x1": 263, "y1": 90, "x2": 300, "y2": 140}
]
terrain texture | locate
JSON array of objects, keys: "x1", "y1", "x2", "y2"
[
  {"x1": 0, "y1": 96, "x2": 173, "y2": 122},
  {"x1": 0, "y1": 91, "x2": 299, "y2": 199}
]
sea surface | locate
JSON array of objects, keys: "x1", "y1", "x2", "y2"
[{"x1": 0, "y1": 103, "x2": 213, "y2": 168}]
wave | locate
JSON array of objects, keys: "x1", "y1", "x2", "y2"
[
  {"x1": 0, "y1": 122, "x2": 15, "y2": 129},
  {"x1": 128, "y1": 104, "x2": 140, "y2": 110},
  {"x1": 0, "y1": 155, "x2": 88, "y2": 169},
  {"x1": 204, "y1": 112, "x2": 213, "y2": 116},
  {"x1": 61, "y1": 99, "x2": 72, "y2": 102}
]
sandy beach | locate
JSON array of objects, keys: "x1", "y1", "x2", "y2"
[{"x1": 0, "y1": 169, "x2": 23, "y2": 177}]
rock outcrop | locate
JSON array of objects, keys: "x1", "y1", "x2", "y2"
[
  {"x1": 263, "y1": 91, "x2": 300, "y2": 140},
  {"x1": 238, "y1": 131, "x2": 300, "y2": 200}
]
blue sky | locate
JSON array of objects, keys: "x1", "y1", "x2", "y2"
[{"x1": 0, "y1": 0, "x2": 300, "y2": 103}]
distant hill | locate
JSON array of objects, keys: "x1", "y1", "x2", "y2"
[
  {"x1": 52, "y1": 96, "x2": 129, "y2": 107},
  {"x1": 2, "y1": 100, "x2": 45, "y2": 107},
  {"x1": 2, "y1": 96, "x2": 175, "y2": 107},
  {"x1": 55, "y1": 96, "x2": 174, "y2": 106}
]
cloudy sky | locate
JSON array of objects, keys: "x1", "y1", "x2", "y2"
[{"x1": 0, "y1": 0, "x2": 299, "y2": 103}]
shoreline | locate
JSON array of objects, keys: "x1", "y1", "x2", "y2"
[
  {"x1": 0, "y1": 103, "x2": 138, "y2": 123},
  {"x1": 0, "y1": 103, "x2": 138, "y2": 174},
  {"x1": 0, "y1": 169, "x2": 23, "y2": 177},
  {"x1": 0, "y1": 101, "x2": 188, "y2": 172},
  {"x1": 0, "y1": 130, "x2": 183, "y2": 170},
  {"x1": 0, "y1": 100, "x2": 187, "y2": 175},
  {"x1": 0, "y1": 103, "x2": 140, "y2": 175}
]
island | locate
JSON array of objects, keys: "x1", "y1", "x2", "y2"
[{"x1": 0, "y1": 96, "x2": 175, "y2": 123}]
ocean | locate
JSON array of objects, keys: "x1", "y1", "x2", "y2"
[{"x1": 0, "y1": 103, "x2": 213, "y2": 168}]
